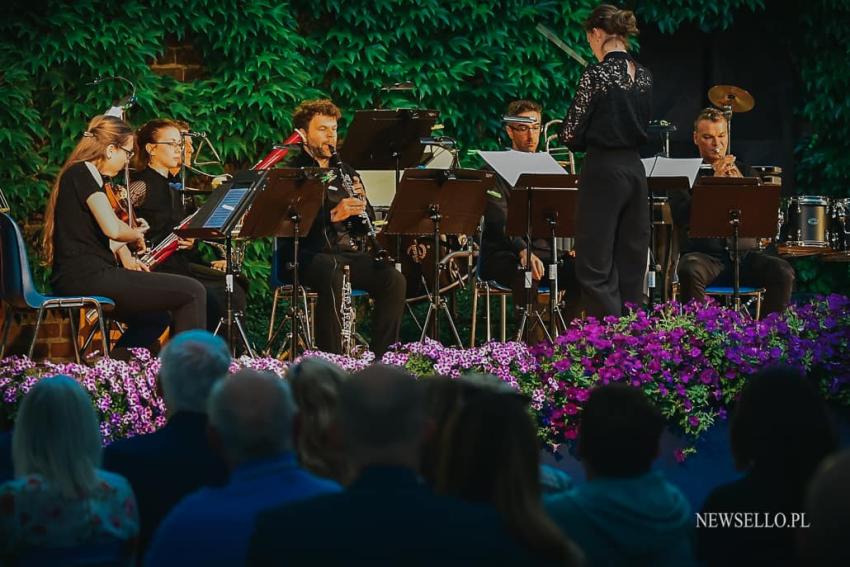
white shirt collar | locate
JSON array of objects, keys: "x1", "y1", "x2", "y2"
[{"x1": 84, "y1": 161, "x2": 104, "y2": 188}]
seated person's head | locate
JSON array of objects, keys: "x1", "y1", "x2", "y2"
[
  {"x1": 578, "y1": 384, "x2": 664, "y2": 478},
  {"x1": 12, "y1": 375, "x2": 102, "y2": 498},
  {"x1": 338, "y1": 365, "x2": 425, "y2": 469},
  {"x1": 287, "y1": 357, "x2": 351, "y2": 482},
  {"x1": 505, "y1": 99, "x2": 542, "y2": 153},
  {"x1": 802, "y1": 449, "x2": 850, "y2": 567},
  {"x1": 730, "y1": 365, "x2": 835, "y2": 482},
  {"x1": 207, "y1": 369, "x2": 296, "y2": 467},
  {"x1": 693, "y1": 107, "x2": 729, "y2": 163},
  {"x1": 158, "y1": 330, "x2": 231, "y2": 416}
]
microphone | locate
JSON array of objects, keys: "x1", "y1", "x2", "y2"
[
  {"x1": 180, "y1": 131, "x2": 207, "y2": 138},
  {"x1": 420, "y1": 136, "x2": 456, "y2": 148},
  {"x1": 502, "y1": 115, "x2": 537, "y2": 124}
]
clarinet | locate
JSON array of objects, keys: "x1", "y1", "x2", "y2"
[
  {"x1": 340, "y1": 265, "x2": 354, "y2": 356},
  {"x1": 328, "y1": 147, "x2": 392, "y2": 264}
]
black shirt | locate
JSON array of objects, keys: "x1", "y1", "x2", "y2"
[
  {"x1": 284, "y1": 147, "x2": 375, "y2": 260},
  {"x1": 559, "y1": 51, "x2": 653, "y2": 151},
  {"x1": 51, "y1": 161, "x2": 118, "y2": 287},
  {"x1": 130, "y1": 167, "x2": 191, "y2": 273},
  {"x1": 480, "y1": 163, "x2": 551, "y2": 262}
]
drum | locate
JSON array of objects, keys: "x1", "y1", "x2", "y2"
[
  {"x1": 824, "y1": 198, "x2": 850, "y2": 261},
  {"x1": 777, "y1": 195, "x2": 831, "y2": 256},
  {"x1": 379, "y1": 235, "x2": 472, "y2": 303}
]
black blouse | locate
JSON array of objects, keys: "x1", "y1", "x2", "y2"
[
  {"x1": 559, "y1": 51, "x2": 653, "y2": 151},
  {"x1": 51, "y1": 162, "x2": 118, "y2": 287}
]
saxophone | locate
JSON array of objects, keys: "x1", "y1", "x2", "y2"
[{"x1": 340, "y1": 265, "x2": 354, "y2": 356}]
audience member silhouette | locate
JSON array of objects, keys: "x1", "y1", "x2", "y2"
[
  {"x1": 0, "y1": 375, "x2": 138, "y2": 562},
  {"x1": 800, "y1": 449, "x2": 850, "y2": 567},
  {"x1": 697, "y1": 365, "x2": 836, "y2": 567},
  {"x1": 102, "y1": 330, "x2": 230, "y2": 554},
  {"x1": 247, "y1": 365, "x2": 544, "y2": 565},
  {"x1": 287, "y1": 357, "x2": 353, "y2": 484},
  {"x1": 437, "y1": 389, "x2": 582, "y2": 565},
  {"x1": 145, "y1": 369, "x2": 341, "y2": 566},
  {"x1": 546, "y1": 384, "x2": 696, "y2": 566}
]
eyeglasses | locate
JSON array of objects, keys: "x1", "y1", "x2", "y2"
[
  {"x1": 117, "y1": 146, "x2": 135, "y2": 160},
  {"x1": 151, "y1": 141, "x2": 182, "y2": 150},
  {"x1": 508, "y1": 124, "x2": 541, "y2": 133}
]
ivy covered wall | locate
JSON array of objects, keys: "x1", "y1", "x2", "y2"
[{"x1": 0, "y1": 0, "x2": 846, "y2": 345}]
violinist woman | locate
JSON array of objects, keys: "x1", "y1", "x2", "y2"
[
  {"x1": 42, "y1": 115, "x2": 207, "y2": 351},
  {"x1": 130, "y1": 119, "x2": 246, "y2": 331}
]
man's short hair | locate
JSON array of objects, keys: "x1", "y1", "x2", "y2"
[
  {"x1": 507, "y1": 99, "x2": 542, "y2": 117},
  {"x1": 208, "y1": 369, "x2": 297, "y2": 463},
  {"x1": 292, "y1": 99, "x2": 342, "y2": 130},
  {"x1": 159, "y1": 330, "x2": 231, "y2": 414},
  {"x1": 693, "y1": 107, "x2": 727, "y2": 131},
  {"x1": 578, "y1": 384, "x2": 664, "y2": 477}
]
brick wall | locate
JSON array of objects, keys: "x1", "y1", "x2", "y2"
[
  {"x1": 0, "y1": 306, "x2": 77, "y2": 361},
  {"x1": 149, "y1": 35, "x2": 205, "y2": 82}
]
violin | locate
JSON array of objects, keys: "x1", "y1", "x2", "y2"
[{"x1": 104, "y1": 178, "x2": 147, "y2": 253}]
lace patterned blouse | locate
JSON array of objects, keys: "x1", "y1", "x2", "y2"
[{"x1": 559, "y1": 51, "x2": 653, "y2": 151}]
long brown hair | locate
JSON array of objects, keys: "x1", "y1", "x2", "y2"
[
  {"x1": 42, "y1": 115, "x2": 133, "y2": 265},
  {"x1": 437, "y1": 393, "x2": 578, "y2": 565},
  {"x1": 132, "y1": 118, "x2": 180, "y2": 170}
]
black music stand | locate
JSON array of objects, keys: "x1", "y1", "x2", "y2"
[
  {"x1": 340, "y1": 109, "x2": 440, "y2": 267},
  {"x1": 690, "y1": 178, "x2": 779, "y2": 310},
  {"x1": 238, "y1": 168, "x2": 326, "y2": 361},
  {"x1": 507, "y1": 174, "x2": 580, "y2": 342},
  {"x1": 385, "y1": 168, "x2": 492, "y2": 346},
  {"x1": 647, "y1": 176, "x2": 690, "y2": 305},
  {"x1": 176, "y1": 170, "x2": 267, "y2": 355}
]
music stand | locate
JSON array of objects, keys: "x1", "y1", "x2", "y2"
[
  {"x1": 507, "y1": 174, "x2": 580, "y2": 342},
  {"x1": 690, "y1": 178, "x2": 779, "y2": 310},
  {"x1": 238, "y1": 168, "x2": 326, "y2": 361},
  {"x1": 384, "y1": 168, "x2": 492, "y2": 346},
  {"x1": 647, "y1": 176, "x2": 690, "y2": 305},
  {"x1": 340, "y1": 108, "x2": 440, "y2": 267},
  {"x1": 176, "y1": 170, "x2": 267, "y2": 355}
]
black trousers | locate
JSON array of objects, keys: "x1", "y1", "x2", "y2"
[
  {"x1": 677, "y1": 251, "x2": 795, "y2": 314},
  {"x1": 575, "y1": 148, "x2": 649, "y2": 318},
  {"x1": 479, "y1": 250, "x2": 582, "y2": 323},
  {"x1": 162, "y1": 263, "x2": 248, "y2": 333},
  {"x1": 55, "y1": 268, "x2": 207, "y2": 348},
  {"x1": 301, "y1": 251, "x2": 406, "y2": 357}
]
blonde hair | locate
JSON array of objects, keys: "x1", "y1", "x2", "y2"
[
  {"x1": 42, "y1": 115, "x2": 133, "y2": 265},
  {"x1": 12, "y1": 375, "x2": 103, "y2": 499},
  {"x1": 288, "y1": 357, "x2": 352, "y2": 483}
]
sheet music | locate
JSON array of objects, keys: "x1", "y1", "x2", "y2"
[
  {"x1": 641, "y1": 156, "x2": 704, "y2": 188},
  {"x1": 479, "y1": 150, "x2": 568, "y2": 186}
]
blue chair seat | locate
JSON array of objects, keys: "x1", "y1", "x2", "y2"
[
  {"x1": 705, "y1": 286, "x2": 763, "y2": 295},
  {"x1": 0, "y1": 213, "x2": 115, "y2": 361}
]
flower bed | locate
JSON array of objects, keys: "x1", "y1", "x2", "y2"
[{"x1": 1, "y1": 296, "x2": 848, "y2": 454}]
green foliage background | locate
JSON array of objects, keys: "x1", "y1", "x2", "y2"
[{"x1": 0, "y1": 0, "x2": 846, "y2": 347}]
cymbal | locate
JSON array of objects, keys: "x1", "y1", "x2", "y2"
[{"x1": 708, "y1": 85, "x2": 755, "y2": 113}]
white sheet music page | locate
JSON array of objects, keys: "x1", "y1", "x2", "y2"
[
  {"x1": 641, "y1": 157, "x2": 704, "y2": 188},
  {"x1": 479, "y1": 150, "x2": 568, "y2": 187}
]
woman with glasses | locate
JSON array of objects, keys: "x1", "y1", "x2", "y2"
[
  {"x1": 559, "y1": 4, "x2": 653, "y2": 318},
  {"x1": 42, "y1": 115, "x2": 206, "y2": 353},
  {"x1": 131, "y1": 119, "x2": 247, "y2": 332}
]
